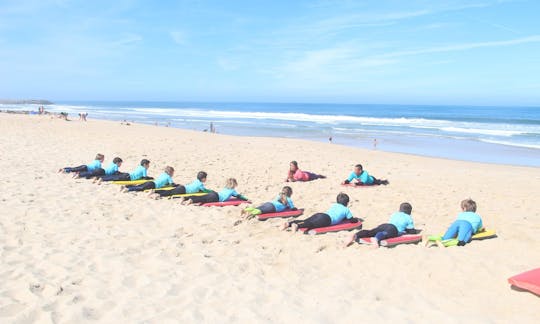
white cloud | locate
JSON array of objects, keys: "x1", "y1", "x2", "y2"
[{"x1": 170, "y1": 31, "x2": 187, "y2": 45}]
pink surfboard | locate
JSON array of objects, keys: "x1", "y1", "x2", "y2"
[
  {"x1": 358, "y1": 234, "x2": 423, "y2": 247},
  {"x1": 201, "y1": 199, "x2": 251, "y2": 207},
  {"x1": 508, "y1": 268, "x2": 540, "y2": 296},
  {"x1": 299, "y1": 219, "x2": 362, "y2": 235},
  {"x1": 257, "y1": 208, "x2": 304, "y2": 220}
]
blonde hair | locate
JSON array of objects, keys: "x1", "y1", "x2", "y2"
[
  {"x1": 95, "y1": 153, "x2": 105, "y2": 160},
  {"x1": 164, "y1": 166, "x2": 175, "y2": 175},
  {"x1": 225, "y1": 178, "x2": 238, "y2": 189},
  {"x1": 461, "y1": 198, "x2": 477, "y2": 212}
]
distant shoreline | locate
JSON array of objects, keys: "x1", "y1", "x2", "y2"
[{"x1": 0, "y1": 99, "x2": 53, "y2": 105}]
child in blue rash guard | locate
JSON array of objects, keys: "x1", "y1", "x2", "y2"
[
  {"x1": 241, "y1": 186, "x2": 295, "y2": 218},
  {"x1": 429, "y1": 199, "x2": 484, "y2": 247},
  {"x1": 120, "y1": 166, "x2": 175, "y2": 192},
  {"x1": 95, "y1": 159, "x2": 151, "y2": 183},
  {"x1": 342, "y1": 164, "x2": 389, "y2": 186},
  {"x1": 181, "y1": 178, "x2": 248, "y2": 205},
  {"x1": 76, "y1": 157, "x2": 122, "y2": 179},
  {"x1": 148, "y1": 171, "x2": 209, "y2": 199},
  {"x1": 59, "y1": 153, "x2": 104, "y2": 174},
  {"x1": 345, "y1": 202, "x2": 416, "y2": 248},
  {"x1": 281, "y1": 192, "x2": 358, "y2": 233}
]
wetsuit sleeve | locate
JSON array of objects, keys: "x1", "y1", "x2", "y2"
[{"x1": 346, "y1": 172, "x2": 355, "y2": 182}]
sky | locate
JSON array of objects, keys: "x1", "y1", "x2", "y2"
[{"x1": 1, "y1": 0, "x2": 539, "y2": 105}]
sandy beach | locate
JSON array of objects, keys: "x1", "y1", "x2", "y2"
[{"x1": 1, "y1": 113, "x2": 539, "y2": 323}]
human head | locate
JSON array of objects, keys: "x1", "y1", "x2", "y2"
[
  {"x1": 461, "y1": 198, "x2": 477, "y2": 212},
  {"x1": 281, "y1": 186, "x2": 293, "y2": 197},
  {"x1": 289, "y1": 161, "x2": 299, "y2": 171},
  {"x1": 399, "y1": 202, "x2": 413, "y2": 215},
  {"x1": 113, "y1": 157, "x2": 123, "y2": 166},
  {"x1": 95, "y1": 153, "x2": 105, "y2": 162},
  {"x1": 164, "y1": 166, "x2": 175, "y2": 176},
  {"x1": 197, "y1": 171, "x2": 208, "y2": 182},
  {"x1": 336, "y1": 192, "x2": 350, "y2": 206},
  {"x1": 140, "y1": 159, "x2": 150, "y2": 169},
  {"x1": 225, "y1": 178, "x2": 238, "y2": 189},
  {"x1": 354, "y1": 164, "x2": 363, "y2": 175}
]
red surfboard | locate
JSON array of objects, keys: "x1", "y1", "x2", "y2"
[
  {"x1": 508, "y1": 268, "x2": 540, "y2": 296},
  {"x1": 298, "y1": 219, "x2": 362, "y2": 235},
  {"x1": 201, "y1": 199, "x2": 250, "y2": 207},
  {"x1": 359, "y1": 235, "x2": 422, "y2": 247},
  {"x1": 257, "y1": 208, "x2": 304, "y2": 220}
]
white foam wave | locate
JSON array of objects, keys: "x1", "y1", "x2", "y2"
[
  {"x1": 440, "y1": 127, "x2": 525, "y2": 137},
  {"x1": 479, "y1": 139, "x2": 540, "y2": 150}
]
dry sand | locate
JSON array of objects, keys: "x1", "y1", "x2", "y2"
[{"x1": 1, "y1": 113, "x2": 539, "y2": 323}]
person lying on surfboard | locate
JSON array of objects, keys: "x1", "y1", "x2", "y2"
[
  {"x1": 281, "y1": 192, "x2": 358, "y2": 233},
  {"x1": 342, "y1": 164, "x2": 389, "y2": 186},
  {"x1": 180, "y1": 178, "x2": 248, "y2": 205},
  {"x1": 76, "y1": 157, "x2": 123, "y2": 179},
  {"x1": 120, "y1": 166, "x2": 175, "y2": 193},
  {"x1": 285, "y1": 161, "x2": 326, "y2": 182},
  {"x1": 425, "y1": 198, "x2": 484, "y2": 247},
  {"x1": 241, "y1": 186, "x2": 295, "y2": 218},
  {"x1": 59, "y1": 153, "x2": 104, "y2": 176},
  {"x1": 148, "y1": 171, "x2": 209, "y2": 199},
  {"x1": 344, "y1": 202, "x2": 416, "y2": 248},
  {"x1": 95, "y1": 159, "x2": 151, "y2": 184}
]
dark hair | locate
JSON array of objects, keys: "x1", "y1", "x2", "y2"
[
  {"x1": 355, "y1": 164, "x2": 363, "y2": 170},
  {"x1": 113, "y1": 157, "x2": 123, "y2": 164},
  {"x1": 197, "y1": 171, "x2": 208, "y2": 181},
  {"x1": 140, "y1": 159, "x2": 150, "y2": 166},
  {"x1": 336, "y1": 192, "x2": 350, "y2": 206},
  {"x1": 461, "y1": 199, "x2": 477, "y2": 212},
  {"x1": 399, "y1": 202, "x2": 413, "y2": 215},
  {"x1": 95, "y1": 153, "x2": 105, "y2": 160},
  {"x1": 290, "y1": 161, "x2": 298, "y2": 168},
  {"x1": 281, "y1": 186, "x2": 293, "y2": 197}
]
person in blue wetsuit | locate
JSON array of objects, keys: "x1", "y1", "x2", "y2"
[
  {"x1": 95, "y1": 159, "x2": 151, "y2": 184},
  {"x1": 241, "y1": 186, "x2": 295, "y2": 218},
  {"x1": 342, "y1": 164, "x2": 388, "y2": 186},
  {"x1": 281, "y1": 192, "x2": 359, "y2": 233},
  {"x1": 180, "y1": 178, "x2": 248, "y2": 205},
  {"x1": 76, "y1": 157, "x2": 122, "y2": 179},
  {"x1": 59, "y1": 153, "x2": 104, "y2": 175},
  {"x1": 120, "y1": 166, "x2": 175, "y2": 192},
  {"x1": 148, "y1": 171, "x2": 209, "y2": 198},
  {"x1": 345, "y1": 202, "x2": 416, "y2": 248},
  {"x1": 429, "y1": 198, "x2": 483, "y2": 247}
]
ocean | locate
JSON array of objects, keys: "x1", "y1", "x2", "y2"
[{"x1": 2, "y1": 101, "x2": 539, "y2": 167}]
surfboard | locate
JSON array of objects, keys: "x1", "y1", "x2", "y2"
[
  {"x1": 358, "y1": 234, "x2": 423, "y2": 247},
  {"x1": 201, "y1": 199, "x2": 251, "y2": 207},
  {"x1": 471, "y1": 229, "x2": 497, "y2": 240},
  {"x1": 508, "y1": 268, "x2": 540, "y2": 296},
  {"x1": 299, "y1": 219, "x2": 362, "y2": 235},
  {"x1": 257, "y1": 208, "x2": 304, "y2": 220},
  {"x1": 169, "y1": 192, "x2": 208, "y2": 198},
  {"x1": 112, "y1": 179, "x2": 151, "y2": 185},
  {"x1": 341, "y1": 183, "x2": 379, "y2": 188},
  {"x1": 143, "y1": 186, "x2": 175, "y2": 192}
]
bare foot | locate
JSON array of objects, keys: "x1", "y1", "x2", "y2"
[
  {"x1": 344, "y1": 232, "x2": 357, "y2": 248},
  {"x1": 280, "y1": 222, "x2": 290, "y2": 231},
  {"x1": 371, "y1": 239, "x2": 380, "y2": 249},
  {"x1": 96, "y1": 178, "x2": 103, "y2": 185},
  {"x1": 184, "y1": 199, "x2": 193, "y2": 205},
  {"x1": 423, "y1": 235, "x2": 431, "y2": 247},
  {"x1": 58, "y1": 168, "x2": 65, "y2": 173},
  {"x1": 435, "y1": 240, "x2": 445, "y2": 248},
  {"x1": 120, "y1": 185, "x2": 127, "y2": 193},
  {"x1": 290, "y1": 223, "x2": 298, "y2": 233},
  {"x1": 147, "y1": 189, "x2": 155, "y2": 197},
  {"x1": 72, "y1": 173, "x2": 80, "y2": 179},
  {"x1": 148, "y1": 193, "x2": 160, "y2": 200}
]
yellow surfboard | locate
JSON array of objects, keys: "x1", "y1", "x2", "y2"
[
  {"x1": 112, "y1": 179, "x2": 151, "y2": 185},
  {"x1": 471, "y1": 229, "x2": 497, "y2": 240}
]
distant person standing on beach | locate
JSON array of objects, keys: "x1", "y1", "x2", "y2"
[
  {"x1": 210, "y1": 122, "x2": 216, "y2": 133},
  {"x1": 373, "y1": 138, "x2": 378, "y2": 149}
]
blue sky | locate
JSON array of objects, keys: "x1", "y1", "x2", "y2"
[{"x1": 1, "y1": 0, "x2": 539, "y2": 105}]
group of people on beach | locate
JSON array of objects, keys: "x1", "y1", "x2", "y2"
[{"x1": 59, "y1": 154, "x2": 484, "y2": 248}]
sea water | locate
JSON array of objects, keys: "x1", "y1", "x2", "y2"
[{"x1": 3, "y1": 101, "x2": 539, "y2": 167}]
